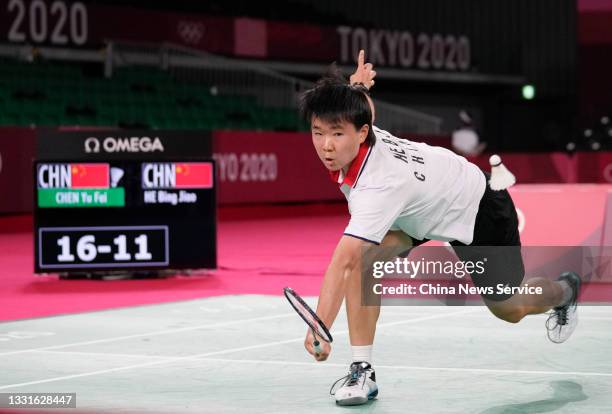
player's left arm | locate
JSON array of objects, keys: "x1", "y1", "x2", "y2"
[
  {"x1": 350, "y1": 49, "x2": 377, "y2": 89},
  {"x1": 349, "y1": 50, "x2": 377, "y2": 123}
]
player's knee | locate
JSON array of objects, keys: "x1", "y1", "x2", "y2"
[
  {"x1": 499, "y1": 311, "x2": 524, "y2": 324},
  {"x1": 489, "y1": 304, "x2": 526, "y2": 324}
]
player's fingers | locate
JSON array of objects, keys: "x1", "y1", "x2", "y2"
[
  {"x1": 315, "y1": 343, "x2": 330, "y2": 361},
  {"x1": 304, "y1": 339, "x2": 314, "y2": 355},
  {"x1": 364, "y1": 63, "x2": 373, "y2": 72},
  {"x1": 358, "y1": 49, "x2": 365, "y2": 67},
  {"x1": 371, "y1": 70, "x2": 377, "y2": 79}
]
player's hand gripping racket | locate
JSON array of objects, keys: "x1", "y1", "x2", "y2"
[{"x1": 283, "y1": 287, "x2": 333, "y2": 355}]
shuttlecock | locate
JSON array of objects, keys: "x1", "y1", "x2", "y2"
[
  {"x1": 488, "y1": 154, "x2": 515, "y2": 191},
  {"x1": 110, "y1": 167, "x2": 124, "y2": 188}
]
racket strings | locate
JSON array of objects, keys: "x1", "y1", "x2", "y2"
[{"x1": 284, "y1": 287, "x2": 333, "y2": 343}]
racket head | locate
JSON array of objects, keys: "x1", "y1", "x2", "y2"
[{"x1": 283, "y1": 287, "x2": 333, "y2": 343}]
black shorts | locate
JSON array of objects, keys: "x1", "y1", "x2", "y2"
[{"x1": 449, "y1": 172, "x2": 525, "y2": 301}]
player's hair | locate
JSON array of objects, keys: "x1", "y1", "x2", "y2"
[{"x1": 299, "y1": 65, "x2": 375, "y2": 146}]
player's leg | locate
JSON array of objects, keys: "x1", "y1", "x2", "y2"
[
  {"x1": 333, "y1": 230, "x2": 413, "y2": 405},
  {"x1": 456, "y1": 243, "x2": 581, "y2": 343},
  {"x1": 454, "y1": 174, "x2": 581, "y2": 342},
  {"x1": 484, "y1": 276, "x2": 563, "y2": 323},
  {"x1": 483, "y1": 271, "x2": 581, "y2": 343}
]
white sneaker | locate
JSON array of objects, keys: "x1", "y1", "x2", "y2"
[
  {"x1": 546, "y1": 272, "x2": 581, "y2": 344},
  {"x1": 330, "y1": 361, "x2": 378, "y2": 406}
]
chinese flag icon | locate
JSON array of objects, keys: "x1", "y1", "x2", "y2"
[
  {"x1": 70, "y1": 164, "x2": 110, "y2": 189},
  {"x1": 174, "y1": 163, "x2": 213, "y2": 189}
]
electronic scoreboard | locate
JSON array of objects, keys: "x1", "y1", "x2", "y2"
[{"x1": 34, "y1": 130, "x2": 216, "y2": 274}]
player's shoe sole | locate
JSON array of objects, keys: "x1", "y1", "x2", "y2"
[
  {"x1": 331, "y1": 362, "x2": 378, "y2": 406},
  {"x1": 335, "y1": 388, "x2": 378, "y2": 406}
]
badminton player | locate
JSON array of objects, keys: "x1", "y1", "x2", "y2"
[{"x1": 298, "y1": 50, "x2": 581, "y2": 406}]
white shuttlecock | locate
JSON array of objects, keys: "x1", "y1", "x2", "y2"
[
  {"x1": 110, "y1": 167, "x2": 124, "y2": 188},
  {"x1": 488, "y1": 154, "x2": 515, "y2": 191}
]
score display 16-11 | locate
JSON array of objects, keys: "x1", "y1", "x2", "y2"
[{"x1": 38, "y1": 226, "x2": 169, "y2": 269}]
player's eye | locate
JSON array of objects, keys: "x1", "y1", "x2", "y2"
[{"x1": 333, "y1": 132, "x2": 343, "y2": 137}]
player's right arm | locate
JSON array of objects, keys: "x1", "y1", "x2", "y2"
[
  {"x1": 304, "y1": 235, "x2": 368, "y2": 361},
  {"x1": 305, "y1": 231, "x2": 413, "y2": 361},
  {"x1": 316, "y1": 235, "x2": 367, "y2": 329}
]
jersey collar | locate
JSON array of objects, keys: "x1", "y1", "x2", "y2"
[{"x1": 329, "y1": 143, "x2": 372, "y2": 187}]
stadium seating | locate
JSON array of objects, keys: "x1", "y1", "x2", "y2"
[{"x1": 0, "y1": 58, "x2": 307, "y2": 131}]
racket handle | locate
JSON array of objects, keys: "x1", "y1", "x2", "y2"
[{"x1": 313, "y1": 340, "x2": 322, "y2": 354}]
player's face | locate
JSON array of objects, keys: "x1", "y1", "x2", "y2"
[{"x1": 311, "y1": 117, "x2": 368, "y2": 172}]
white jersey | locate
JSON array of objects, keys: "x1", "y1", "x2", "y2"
[{"x1": 332, "y1": 126, "x2": 486, "y2": 245}]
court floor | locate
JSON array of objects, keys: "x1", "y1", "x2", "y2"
[{"x1": 0, "y1": 296, "x2": 611, "y2": 414}]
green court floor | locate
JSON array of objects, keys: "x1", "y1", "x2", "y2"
[{"x1": 0, "y1": 296, "x2": 610, "y2": 413}]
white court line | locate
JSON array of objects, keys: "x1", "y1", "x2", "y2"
[
  {"x1": 0, "y1": 313, "x2": 296, "y2": 357},
  {"x1": 33, "y1": 350, "x2": 179, "y2": 361},
  {"x1": 29, "y1": 347, "x2": 612, "y2": 379},
  {"x1": 192, "y1": 357, "x2": 612, "y2": 378},
  {"x1": 0, "y1": 309, "x2": 475, "y2": 390},
  {"x1": 30, "y1": 309, "x2": 476, "y2": 361}
]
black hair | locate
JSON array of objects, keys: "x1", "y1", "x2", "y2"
[{"x1": 298, "y1": 65, "x2": 375, "y2": 146}]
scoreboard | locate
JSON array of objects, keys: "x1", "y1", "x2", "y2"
[{"x1": 34, "y1": 131, "x2": 216, "y2": 274}]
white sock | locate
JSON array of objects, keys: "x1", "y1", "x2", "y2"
[
  {"x1": 558, "y1": 280, "x2": 573, "y2": 306},
  {"x1": 352, "y1": 345, "x2": 373, "y2": 365}
]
